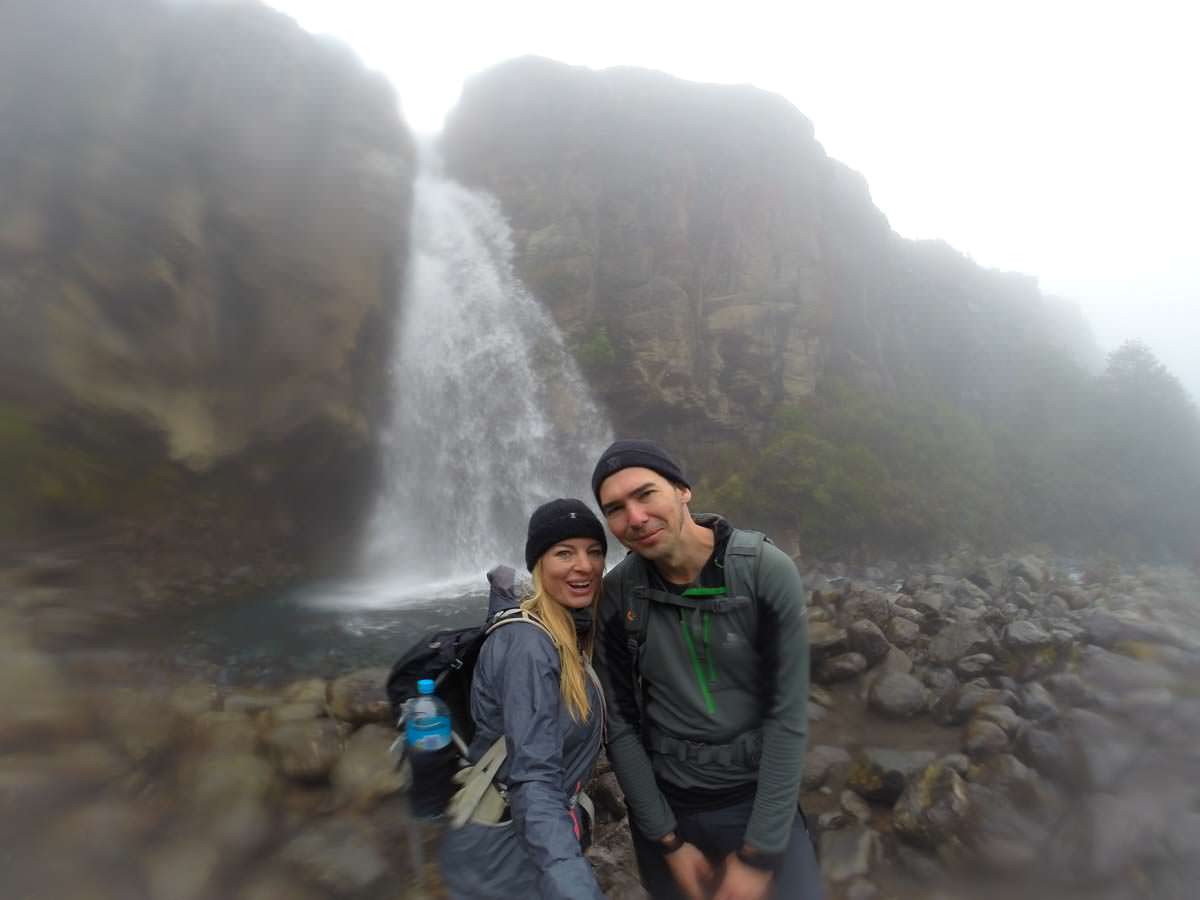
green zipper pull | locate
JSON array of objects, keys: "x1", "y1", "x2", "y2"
[{"x1": 679, "y1": 609, "x2": 716, "y2": 716}]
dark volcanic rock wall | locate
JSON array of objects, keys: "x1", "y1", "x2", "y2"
[
  {"x1": 0, "y1": 0, "x2": 414, "y2": 601},
  {"x1": 442, "y1": 57, "x2": 1095, "y2": 440}
]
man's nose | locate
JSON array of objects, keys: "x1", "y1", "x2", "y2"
[{"x1": 627, "y1": 502, "x2": 649, "y2": 526}]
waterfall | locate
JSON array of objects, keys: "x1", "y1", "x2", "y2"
[{"x1": 348, "y1": 167, "x2": 612, "y2": 602}]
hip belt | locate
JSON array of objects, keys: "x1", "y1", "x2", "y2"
[{"x1": 645, "y1": 726, "x2": 764, "y2": 767}]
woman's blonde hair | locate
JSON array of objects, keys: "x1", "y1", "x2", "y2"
[{"x1": 521, "y1": 563, "x2": 599, "y2": 722}]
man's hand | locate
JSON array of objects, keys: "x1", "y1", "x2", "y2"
[
  {"x1": 712, "y1": 852, "x2": 773, "y2": 900},
  {"x1": 664, "y1": 841, "x2": 715, "y2": 900}
]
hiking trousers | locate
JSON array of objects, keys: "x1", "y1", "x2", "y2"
[{"x1": 629, "y1": 796, "x2": 824, "y2": 900}]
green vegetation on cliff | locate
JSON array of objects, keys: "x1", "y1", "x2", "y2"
[{"x1": 701, "y1": 342, "x2": 1200, "y2": 560}]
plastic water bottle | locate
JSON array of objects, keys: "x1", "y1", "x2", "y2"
[{"x1": 406, "y1": 678, "x2": 454, "y2": 819}]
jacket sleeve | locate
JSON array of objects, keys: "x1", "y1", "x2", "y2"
[
  {"x1": 493, "y1": 627, "x2": 605, "y2": 900},
  {"x1": 593, "y1": 568, "x2": 678, "y2": 841},
  {"x1": 744, "y1": 543, "x2": 810, "y2": 854}
]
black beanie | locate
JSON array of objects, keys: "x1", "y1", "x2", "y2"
[
  {"x1": 591, "y1": 439, "x2": 689, "y2": 505},
  {"x1": 524, "y1": 498, "x2": 608, "y2": 572}
]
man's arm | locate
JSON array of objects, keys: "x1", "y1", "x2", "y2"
[
  {"x1": 593, "y1": 568, "x2": 677, "y2": 841},
  {"x1": 743, "y1": 543, "x2": 809, "y2": 855}
]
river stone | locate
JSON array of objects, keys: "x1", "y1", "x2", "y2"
[
  {"x1": 931, "y1": 682, "x2": 1017, "y2": 726},
  {"x1": 929, "y1": 622, "x2": 994, "y2": 666},
  {"x1": 881, "y1": 646, "x2": 913, "y2": 674},
  {"x1": 1062, "y1": 708, "x2": 1139, "y2": 790},
  {"x1": 819, "y1": 827, "x2": 879, "y2": 882},
  {"x1": 279, "y1": 817, "x2": 387, "y2": 894},
  {"x1": 847, "y1": 619, "x2": 891, "y2": 665},
  {"x1": 809, "y1": 622, "x2": 849, "y2": 662},
  {"x1": 817, "y1": 652, "x2": 868, "y2": 684},
  {"x1": 265, "y1": 718, "x2": 343, "y2": 782},
  {"x1": 843, "y1": 592, "x2": 892, "y2": 628},
  {"x1": 104, "y1": 690, "x2": 178, "y2": 762},
  {"x1": 237, "y1": 869, "x2": 324, "y2": 900},
  {"x1": 282, "y1": 679, "x2": 328, "y2": 705},
  {"x1": 1044, "y1": 673, "x2": 1095, "y2": 707},
  {"x1": 1011, "y1": 555, "x2": 1047, "y2": 588},
  {"x1": 331, "y1": 723, "x2": 407, "y2": 808},
  {"x1": 1015, "y1": 727, "x2": 1073, "y2": 782},
  {"x1": 1080, "y1": 609, "x2": 1185, "y2": 649},
  {"x1": 892, "y1": 764, "x2": 970, "y2": 849},
  {"x1": 938, "y1": 753, "x2": 970, "y2": 776},
  {"x1": 809, "y1": 685, "x2": 836, "y2": 707},
  {"x1": 965, "y1": 782, "x2": 1043, "y2": 871},
  {"x1": 847, "y1": 748, "x2": 937, "y2": 804},
  {"x1": 169, "y1": 682, "x2": 220, "y2": 718},
  {"x1": 224, "y1": 691, "x2": 280, "y2": 715},
  {"x1": 803, "y1": 745, "x2": 853, "y2": 791},
  {"x1": 1004, "y1": 620, "x2": 1052, "y2": 651},
  {"x1": 955, "y1": 653, "x2": 994, "y2": 678},
  {"x1": 190, "y1": 751, "x2": 278, "y2": 809},
  {"x1": 912, "y1": 591, "x2": 945, "y2": 616},
  {"x1": 840, "y1": 788, "x2": 872, "y2": 823},
  {"x1": 885, "y1": 617, "x2": 920, "y2": 648},
  {"x1": 974, "y1": 704, "x2": 1022, "y2": 737},
  {"x1": 818, "y1": 809, "x2": 852, "y2": 831},
  {"x1": 1018, "y1": 682, "x2": 1058, "y2": 721},
  {"x1": 327, "y1": 669, "x2": 392, "y2": 724},
  {"x1": 964, "y1": 719, "x2": 1009, "y2": 758},
  {"x1": 145, "y1": 838, "x2": 221, "y2": 900},
  {"x1": 193, "y1": 711, "x2": 259, "y2": 753},
  {"x1": 258, "y1": 701, "x2": 326, "y2": 729},
  {"x1": 1076, "y1": 645, "x2": 1175, "y2": 694},
  {"x1": 967, "y1": 754, "x2": 1038, "y2": 802},
  {"x1": 868, "y1": 672, "x2": 926, "y2": 718}
]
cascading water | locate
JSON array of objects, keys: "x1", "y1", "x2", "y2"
[{"x1": 349, "y1": 165, "x2": 613, "y2": 602}]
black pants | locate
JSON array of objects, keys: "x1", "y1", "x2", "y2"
[{"x1": 629, "y1": 796, "x2": 824, "y2": 900}]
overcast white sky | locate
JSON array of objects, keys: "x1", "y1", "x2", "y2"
[{"x1": 267, "y1": 0, "x2": 1199, "y2": 400}]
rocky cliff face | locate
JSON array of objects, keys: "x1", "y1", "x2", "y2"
[
  {"x1": 442, "y1": 57, "x2": 1096, "y2": 440},
  {"x1": 0, "y1": 0, "x2": 414, "y2": 601}
]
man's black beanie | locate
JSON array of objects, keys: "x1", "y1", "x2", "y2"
[
  {"x1": 591, "y1": 439, "x2": 689, "y2": 505},
  {"x1": 525, "y1": 498, "x2": 608, "y2": 572}
]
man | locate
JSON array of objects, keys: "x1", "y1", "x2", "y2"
[{"x1": 591, "y1": 439, "x2": 821, "y2": 900}]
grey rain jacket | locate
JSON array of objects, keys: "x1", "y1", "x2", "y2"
[
  {"x1": 593, "y1": 514, "x2": 810, "y2": 855},
  {"x1": 439, "y1": 576, "x2": 605, "y2": 900}
]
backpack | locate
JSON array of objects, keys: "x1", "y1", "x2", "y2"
[{"x1": 385, "y1": 606, "x2": 546, "y2": 745}]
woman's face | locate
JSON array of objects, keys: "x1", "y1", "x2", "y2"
[{"x1": 539, "y1": 537, "x2": 605, "y2": 609}]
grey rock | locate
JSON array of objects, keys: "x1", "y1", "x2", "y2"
[
  {"x1": 1062, "y1": 708, "x2": 1139, "y2": 790},
  {"x1": 1018, "y1": 682, "x2": 1058, "y2": 721},
  {"x1": 818, "y1": 810, "x2": 852, "y2": 831},
  {"x1": 326, "y1": 669, "x2": 391, "y2": 724},
  {"x1": 955, "y1": 653, "x2": 995, "y2": 678},
  {"x1": 809, "y1": 622, "x2": 849, "y2": 662},
  {"x1": 881, "y1": 646, "x2": 914, "y2": 674},
  {"x1": 803, "y1": 745, "x2": 853, "y2": 792},
  {"x1": 1045, "y1": 672, "x2": 1096, "y2": 707},
  {"x1": 1010, "y1": 555, "x2": 1047, "y2": 588},
  {"x1": 868, "y1": 672, "x2": 927, "y2": 718},
  {"x1": 1015, "y1": 727, "x2": 1074, "y2": 782},
  {"x1": 885, "y1": 616, "x2": 921, "y2": 648},
  {"x1": 847, "y1": 619, "x2": 891, "y2": 665},
  {"x1": 819, "y1": 827, "x2": 879, "y2": 882},
  {"x1": 847, "y1": 748, "x2": 937, "y2": 804},
  {"x1": 817, "y1": 652, "x2": 868, "y2": 684},
  {"x1": 892, "y1": 763, "x2": 971, "y2": 849},
  {"x1": 331, "y1": 723, "x2": 408, "y2": 808},
  {"x1": 279, "y1": 818, "x2": 387, "y2": 893},
  {"x1": 973, "y1": 704, "x2": 1022, "y2": 737},
  {"x1": 912, "y1": 590, "x2": 945, "y2": 616},
  {"x1": 840, "y1": 788, "x2": 873, "y2": 822},
  {"x1": 1077, "y1": 645, "x2": 1176, "y2": 694},
  {"x1": 938, "y1": 753, "x2": 970, "y2": 776},
  {"x1": 1004, "y1": 620, "x2": 1052, "y2": 650},
  {"x1": 928, "y1": 622, "x2": 994, "y2": 667},
  {"x1": 964, "y1": 719, "x2": 1009, "y2": 758},
  {"x1": 1081, "y1": 609, "x2": 1190, "y2": 650},
  {"x1": 265, "y1": 719, "x2": 343, "y2": 782},
  {"x1": 843, "y1": 592, "x2": 892, "y2": 628}
]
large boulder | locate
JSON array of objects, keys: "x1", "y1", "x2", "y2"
[
  {"x1": 928, "y1": 622, "x2": 994, "y2": 667},
  {"x1": 846, "y1": 748, "x2": 937, "y2": 804},
  {"x1": 327, "y1": 669, "x2": 392, "y2": 725},
  {"x1": 892, "y1": 764, "x2": 970, "y2": 850},
  {"x1": 867, "y1": 672, "x2": 927, "y2": 718},
  {"x1": 847, "y1": 620, "x2": 891, "y2": 666}
]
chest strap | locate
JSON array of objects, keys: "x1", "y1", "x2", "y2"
[{"x1": 645, "y1": 726, "x2": 764, "y2": 768}]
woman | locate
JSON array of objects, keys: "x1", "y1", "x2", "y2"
[{"x1": 440, "y1": 498, "x2": 608, "y2": 900}]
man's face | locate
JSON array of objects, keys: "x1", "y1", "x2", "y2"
[{"x1": 598, "y1": 466, "x2": 692, "y2": 560}]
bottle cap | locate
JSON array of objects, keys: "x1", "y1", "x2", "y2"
[{"x1": 417, "y1": 678, "x2": 435, "y2": 695}]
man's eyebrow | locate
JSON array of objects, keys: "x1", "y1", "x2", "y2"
[{"x1": 602, "y1": 481, "x2": 657, "y2": 512}]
